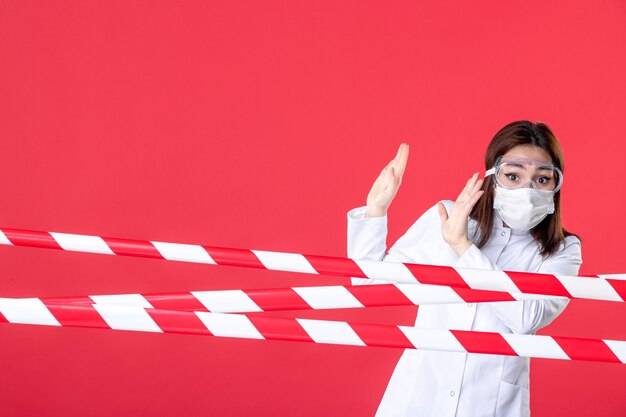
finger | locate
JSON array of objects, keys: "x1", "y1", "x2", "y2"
[
  {"x1": 470, "y1": 178, "x2": 484, "y2": 195},
  {"x1": 389, "y1": 166, "x2": 401, "y2": 188},
  {"x1": 388, "y1": 166, "x2": 396, "y2": 182},
  {"x1": 376, "y1": 167, "x2": 389, "y2": 187},
  {"x1": 466, "y1": 190, "x2": 485, "y2": 211},
  {"x1": 458, "y1": 173, "x2": 480, "y2": 201},
  {"x1": 459, "y1": 181, "x2": 484, "y2": 212},
  {"x1": 393, "y1": 143, "x2": 404, "y2": 161},
  {"x1": 387, "y1": 144, "x2": 405, "y2": 172},
  {"x1": 396, "y1": 143, "x2": 409, "y2": 177},
  {"x1": 437, "y1": 202, "x2": 448, "y2": 223}
]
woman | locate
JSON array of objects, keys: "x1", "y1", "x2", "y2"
[{"x1": 347, "y1": 121, "x2": 582, "y2": 417}]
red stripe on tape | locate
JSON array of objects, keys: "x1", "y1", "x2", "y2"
[
  {"x1": 43, "y1": 299, "x2": 110, "y2": 329},
  {"x1": 2, "y1": 228, "x2": 62, "y2": 250},
  {"x1": 244, "y1": 288, "x2": 310, "y2": 311},
  {"x1": 345, "y1": 285, "x2": 414, "y2": 307},
  {"x1": 405, "y1": 264, "x2": 471, "y2": 289},
  {"x1": 203, "y1": 246, "x2": 266, "y2": 269},
  {"x1": 553, "y1": 336, "x2": 622, "y2": 363},
  {"x1": 450, "y1": 329, "x2": 518, "y2": 356},
  {"x1": 506, "y1": 271, "x2": 573, "y2": 298},
  {"x1": 454, "y1": 287, "x2": 516, "y2": 303},
  {"x1": 146, "y1": 309, "x2": 212, "y2": 335},
  {"x1": 606, "y1": 279, "x2": 626, "y2": 301},
  {"x1": 303, "y1": 255, "x2": 366, "y2": 278},
  {"x1": 45, "y1": 296, "x2": 94, "y2": 306},
  {"x1": 248, "y1": 316, "x2": 313, "y2": 343},
  {"x1": 351, "y1": 323, "x2": 414, "y2": 349},
  {"x1": 144, "y1": 293, "x2": 208, "y2": 312},
  {"x1": 102, "y1": 237, "x2": 163, "y2": 259}
]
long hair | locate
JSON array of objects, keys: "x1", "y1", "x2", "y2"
[{"x1": 469, "y1": 120, "x2": 579, "y2": 257}]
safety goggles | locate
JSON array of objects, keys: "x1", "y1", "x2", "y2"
[{"x1": 485, "y1": 156, "x2": 563, "y2": 193}]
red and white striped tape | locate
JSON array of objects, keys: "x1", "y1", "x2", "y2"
[
  {"x1": 0, "y1": 298, "x2": 624, "y2": 363},
  {"x1": 1, "y1": 227, "x2": 624, "y2": 302},
  {"x1": 14, "y1": 276, "x2": 625, "y2": 315},
  {"x1": 17, "y1": 283, "x2": 557, "y2": 315}
]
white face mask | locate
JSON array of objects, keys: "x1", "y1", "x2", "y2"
[{"x1": 493, "y1": 186, "x2": 555, "y2": 230}]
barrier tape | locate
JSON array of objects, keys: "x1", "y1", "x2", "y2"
[
  {"x1": 5, "y1": 284, "x2": 560, "y2": 316},
  {"x1": 0, "y1": 298, "x2": 623, "y2": 363},
  {"x1": 1, "y1": 227, "x2": 625, "y2": 302}
]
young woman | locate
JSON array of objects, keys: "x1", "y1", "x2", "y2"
[{"x1": 347, "y1": 121, "x2": 582, "y2": 417}]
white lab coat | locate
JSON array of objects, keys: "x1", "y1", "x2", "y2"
[{"x1": 347, "y1": 200, "x2": 582, "y2": 417}]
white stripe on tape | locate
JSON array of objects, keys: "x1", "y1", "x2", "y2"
[
  {"x1": 598, "y1": 274, "x2": 626, "y2": 280},
  {"x1": 509, "y1": 293, "x2": 566, "y2": 301},
  {"x1": 195, "y1": 312, "x2": 264, "y2": 339},
  {"x1": 49, "y1": 232, "x2": 115, "y2": 255},
  {"x1": 350, "y1": 277, "x2": 390, "y2": 285},
  {"x1": 399, "y1": 327, "x2": 466, "y2": 352},
  {"x1": 0, "y1": 230, "x2": 13, "y2": 246},
  {"x1": 191, "y1": 290, "x2": 262, "y2": 313},
  {"x1": 151, "y1": 241, "x2": 216, "y2": 264},
  {"x1": 297, "y1": 318, "x2": 366, "y2": 346},
  {"x1": 355, "y1": 260, "x2": 416, "y2": 284},
  {"x1": 395, "y1": 283, "x2": 464, "y2": 305},
  {"x1": 293, "y1": 286, "x2": 364, "y2": 309},
  {"x1": 90, "y1": 294, "x2": 153, "y2": 309},
  {"x1": 557, "y1": 275, "x2": 624, "y2": 302},
  {"x1": 92, "y1": 304, "x2": 162, "y2": 332},
  {"x1": 251, "y1": 250, "x2": 318, "y2": 275},
  {"x1": 501, "y1": 333, "x2": 570, "y2": 360},
  {"x1": 455, "y1": 268, "x2": 521, "y2": 294},
  {"x1": 604, "y1": 340, "x2": 626, "y2": 363},
  {"x1": 0, "y1": 298, "x2": 61, "y2": 326}
]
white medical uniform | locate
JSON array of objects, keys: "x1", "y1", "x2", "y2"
[{"x1": 347, "y1": 200, "x2": 582, "y2": 417}]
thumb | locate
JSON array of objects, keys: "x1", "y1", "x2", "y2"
[{"x1": 437, "y1": 202, "x2": 448, "y2": 224}]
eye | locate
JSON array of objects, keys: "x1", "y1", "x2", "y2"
[
  {"x1": 537, "y1": 176, "x2": 551, "y2": 184},
  {"x1": 505, "y1": 173, "x2": 519, "y2": 181}
]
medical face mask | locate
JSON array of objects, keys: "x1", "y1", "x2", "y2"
[{"x1": 493, "y1": 186, "x2": 555, "y2": 230}]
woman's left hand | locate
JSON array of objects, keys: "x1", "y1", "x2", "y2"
[{"x1": 438, "y1": 172, "x2": 485, "y2": 257}]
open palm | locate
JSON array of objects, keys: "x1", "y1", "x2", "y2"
[{"x1": 365, "y1": 143, "x2": 409, "y2": 217}]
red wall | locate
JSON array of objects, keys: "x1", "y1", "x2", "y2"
[{"x1": 1, "y1": 1, "x2": 625, "y2": 416}]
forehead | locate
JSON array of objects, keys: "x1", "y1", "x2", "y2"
[{"x1": 502, "y1": 144, "x2": 553, "y2": 165}]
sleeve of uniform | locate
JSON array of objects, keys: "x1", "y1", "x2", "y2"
[
  {"x1": 346, "y1": 204, "x2": 440, "y2": 284},
  {"x1": 347, "y1": 206, "x2": 388, "y2": 261},
  {"x1": 454, "y1": 235, "x2": 582, "y2": 334}
]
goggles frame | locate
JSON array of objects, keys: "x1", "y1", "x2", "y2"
[{"x1": 485, "y1": 156, "x2": 563, "y2": 194}]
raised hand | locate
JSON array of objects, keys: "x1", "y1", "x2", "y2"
[
  {"x1": 438, "y1": 172, "x2": 485, "y2": 256},
  {"x1": 365, "y1": 143, "x2": 410, "y2": 218}
]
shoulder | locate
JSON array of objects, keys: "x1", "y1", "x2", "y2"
[
  {"x1": 557, "y1": 235, "x2": 582, "y2": 256},
  {"x1": 396, "y1": 200, "x2": 447, "y2": 239},
  {"x1": 411, "y1": 200, "x2": 453, "y2": 224},
  {"x1": 562, "y1": 234, "x2": 581, "y2": 246},
  {"x1": 543, "y1": 234, "x2": 582, "y2": 263}
]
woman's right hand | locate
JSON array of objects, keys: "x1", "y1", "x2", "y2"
[{"x1": 365, "y1": 143, "x2": 410, "y2": 218}]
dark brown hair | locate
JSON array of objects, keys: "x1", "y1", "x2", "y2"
[{"x1": 470, "y1": 120, "x2": 579, "y2": 257}]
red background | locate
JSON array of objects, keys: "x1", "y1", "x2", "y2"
[{"x1": 1, "y1": 1, "x2": 625, "y2": 416}]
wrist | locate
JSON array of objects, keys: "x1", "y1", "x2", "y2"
[
  {"x1": 450, "y1": 239, "x2": 473, "y2": 257},
  {"x1": 365, "y1": 206, "x2": 387, "y2": 218}
]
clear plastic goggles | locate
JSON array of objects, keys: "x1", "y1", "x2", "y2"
[{"x1": 485, "y1": 156, "x2": 563, "y2": 193}]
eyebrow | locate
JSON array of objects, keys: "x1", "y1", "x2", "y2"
[{"x1": 502, "y1": 161, "x2": 554, "y2": 171}]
